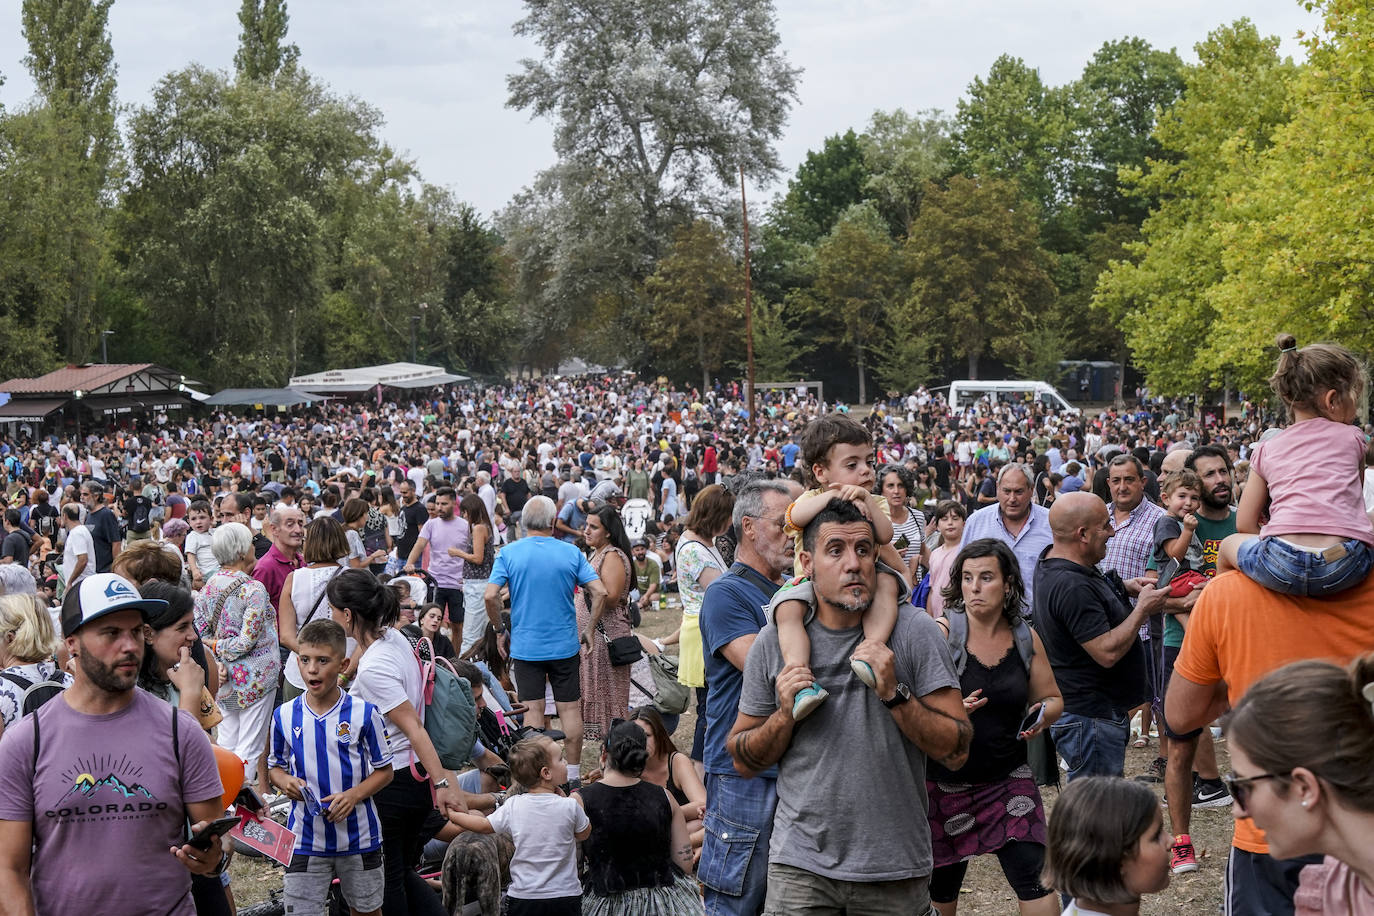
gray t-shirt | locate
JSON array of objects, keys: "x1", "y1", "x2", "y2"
[{"x1": 739, "y1": 604, "x2": 960, "y2": 881}]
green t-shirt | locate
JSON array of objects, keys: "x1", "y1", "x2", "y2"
[{"x1": 1160, "y1": 508, "x2": 1237, "y2": 647}]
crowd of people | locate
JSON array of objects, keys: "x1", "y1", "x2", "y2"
[{"x1": 0, "y1": 345, "x2": 1372, "y2": 916}]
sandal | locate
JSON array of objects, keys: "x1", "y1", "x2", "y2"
[{"x1": 1133, "y1": 735, "x2": 1149, "y2": 749}]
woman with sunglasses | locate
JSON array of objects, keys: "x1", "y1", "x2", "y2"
[{"x1": 1223, "y1": 654, "x2": 1374, "y2": 915}]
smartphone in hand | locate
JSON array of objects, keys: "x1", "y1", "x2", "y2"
[
  {"x1": 187, "y1": 815, "x2": 241, "y2": 850},
  {"x1": 1017, "y1": 703, "x2": 1046, "y2": 740},
  {"x1": 1156, "y1": 558, "x2": 1181, "y2": 591}
]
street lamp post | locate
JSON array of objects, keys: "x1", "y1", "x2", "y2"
[{"x1": 100, "y1": 330, "x2": 114, "y2": 364}]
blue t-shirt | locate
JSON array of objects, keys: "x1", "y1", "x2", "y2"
[
  {"x1": 700, "y1": 562, "x2": 780, "y2": 777},
  {"x1": 489, "y1": 536, "x2": 598, "y2": 661},
  {"x1": 780, "y1": 442, "x2": 800, "y2": 469}
]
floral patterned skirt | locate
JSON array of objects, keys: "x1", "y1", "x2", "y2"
[{"x1": 927, "y1": 764, "x2": 1047, "y2": 866}]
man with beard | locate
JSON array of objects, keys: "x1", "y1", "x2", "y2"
[
  {"x1": 403, "y1": 486, "x2": 471, "y2": 648},
  {"x1": 699, "y1": 478, "x2": 800, "y2": 915},
  {"x1": 1149, "y1": 444, "x2": 1237, "y2": 874},
  {"x1": 393, "y1": 480, "x2": 429, "y2": 565},
  {"x1": 729, "y1": 498, "x2": 968, "y2": 915},
  {"x1": 0, "y1": 573, "x2": 225, "y2": 915}
]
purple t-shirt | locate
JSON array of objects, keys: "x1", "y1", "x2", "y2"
[
  {"x1": 0, "y1": 689, "x2": 222, "y2": 916},
  {"x1": 419, "y1": 515, "x2": 471, "y2": 588}
]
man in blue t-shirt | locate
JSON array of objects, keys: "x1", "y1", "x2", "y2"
[
  {"x1": 699, "y1": 478, "x2": 799, "y2": 915},
  {"x1": 484, "y1": 495, "x2": 606, "y2": 787}
]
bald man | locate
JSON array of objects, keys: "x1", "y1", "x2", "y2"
[
  {"x1": 1032, "y1": 493, "x2": 1168, "y2": 781},
  {"x1": 1159, "y1": 448, "x2": 1191, "y2": 474}
]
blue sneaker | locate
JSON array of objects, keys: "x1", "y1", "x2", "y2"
[
  {"x1": 851, "y1": 658, "x2": 878, "y2": 689},
  {"x1": 792, "y1": 683, "x2": 828, "y2": 721}
]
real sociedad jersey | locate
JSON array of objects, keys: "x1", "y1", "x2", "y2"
[{"x1": 269, "y1": 691, "x2": 393, "y2": 855}]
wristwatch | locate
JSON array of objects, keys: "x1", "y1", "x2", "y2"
[
  {"x1": 882, "y1": 682, "x2": 912, "y2": 709},
  {"x1": 433, "y1": 777, "x2": 450, "y2": 790}
]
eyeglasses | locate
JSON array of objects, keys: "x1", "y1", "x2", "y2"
[
  {"x1": 746, "y1": 515, "x2": 787, "y2": 530},
  {"x1": 1222, "y1": 772, "x2": 1282, "y2": 812}
]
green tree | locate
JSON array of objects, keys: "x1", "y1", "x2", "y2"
[
  {"x1": 441, "y1": 205, "x2": 514, "y2": 376},
  {"x1": 859, "y1": 108, "x2": 953, "y2": 236},
  {"x1": 16, "y1": 0, "x2": 120, "y2": 361},
  {"x1": 1205, "y1": 0, "x2": 1374, "y2": 388},
  {"x1": 505, "y1": 0, "x2": 799, "y2": 364},
  {"x1": 952, "y1": 55, "x2": 1075, "y2": 215},
  {"x1": 1069, "y1": 38, "x2": 1186, "y2": 228},
  {"x1": 746, "y1": 297, "x2": 811, "y2": 380},
  {"x1": 803, "y1": 203, "x2": 904, "y2": 404},
  {"x1": 645, "y1": 220, "x2": 743, "y2": 392},
  {"x1": 1092, "y1": 20, "x2": 1297, "y2": 393},
  {"x1": 234, "y1": 0, "x2": 299, "y2": 82},
  {"x1": 120, "y1": 66, "x2": 387, "y2": 385},
  {"x1": 769, "y1": 129, "x2": 869, "y2": 245},
  {"x1": 902, "y1": 176, "x2": 1056, "y2": 378}
]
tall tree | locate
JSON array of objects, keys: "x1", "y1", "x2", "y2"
[
  {"x1": 803, "y1": 203, "x2": 904, "y2": 404},
  {"x1": 770, "y1": 129, "x2": 869, "y2": 245},
  {"x1": 952, "y1": 55, "x2": 1075, "y2": 216},
  {"x1": 18, "y1": 0, "x2": 120, "y2": 361},
  {"x1": 902, "y1": 176, "x2": 1056, "y2": 379},
  {"x1": 505, "y1": 0, "x2": 799, "y2": 364},
  {"x1": 1092, "y1": 20, "x2": 1297, "y2": 393},
  {"x1": 645, "y1": 220, "x2": 743, "y2": 392},
  {"x1": 234, "y1": 0, "x2": 299, "y2": 82},
  {"x1": 859, "y1": 108, "x2": 953, "y2": 236}
]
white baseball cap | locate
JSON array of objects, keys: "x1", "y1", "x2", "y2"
[{"x1": 61, "y1": 572, "x2": 168, "y2": 637}]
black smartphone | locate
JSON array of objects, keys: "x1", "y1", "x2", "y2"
[
  {"x1": 187, "y1": 815, "x2": 241, "y2": 850},
  {"x1": 1018, "y1": 704, "x2": 1044, "y2": 738},
  {"x1": 1156, "y1": 558, "x2": 1181, "y2": 590},
  {"x1": 233, "y1": 785, "x2": 266, "y2": 815}
]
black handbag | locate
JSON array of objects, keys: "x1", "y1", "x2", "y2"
[{"x1": 599, "y1": 623, "x2": 643, "y2": 667}]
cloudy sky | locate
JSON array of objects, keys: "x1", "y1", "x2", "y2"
[{"x1": 0, "y1": 1, "x2": 1319, "y2": 218}]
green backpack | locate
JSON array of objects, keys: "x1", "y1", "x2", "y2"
[{"x1": 413, "y1": 637, "x2": 478, "y2": 775}]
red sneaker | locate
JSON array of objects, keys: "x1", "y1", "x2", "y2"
[{"x1": 1171, "y1": 834, "x2": 1199, "y2": 874}]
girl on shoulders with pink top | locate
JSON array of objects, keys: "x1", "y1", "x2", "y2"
[{"x1": 1219, "y1": 333, "x2": 1374, "y2": 595}]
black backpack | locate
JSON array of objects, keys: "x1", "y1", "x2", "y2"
[
  {"x1": 129, "y1": 497, "x2": 152, "y2": 533},
  {"x1": 1, "y1": 670, "x2": 66, "y2": 719}
]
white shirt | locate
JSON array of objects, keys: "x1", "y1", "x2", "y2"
[
  {"x1": 351, "y1": 628, "x2": 423, "y2": 767},
  {"x1": 61, "y1": 525, "x2": 94, "y2": 587},
  {"x1": 488, "y1": 793, "x2": 589, "y2": 899}
]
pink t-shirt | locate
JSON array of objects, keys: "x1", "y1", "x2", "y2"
[
  {"x1": 925, "y1": 543, "x2": 959, "y2": 618},
  {"x1": 0, "y1": 690, "x2": 222, "y2": 916},
  {"x1": 1295, "y1": 857, "x2": 1374, "y2": 916},
  {"x1": 1250, "y1": 418, "x2": 1374, "y2": 545},
  {"x1": 419, "y1": 515, "x2": 472, "y2": 588}
]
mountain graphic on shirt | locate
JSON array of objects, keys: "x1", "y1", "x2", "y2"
[{"x1": 64, "y1": 772, "x2": 157, "y2": 800}]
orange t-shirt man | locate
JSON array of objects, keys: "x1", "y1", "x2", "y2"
[{"x1": 1172, "y1": 569, "x2": 1374, "y2": 854}]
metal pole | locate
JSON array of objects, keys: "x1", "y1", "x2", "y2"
[
  {"x1": 410, "y1": 317, "x2": 417, "y2": 363},
  {"x1": 740, "y1": 164, "x2": 756, "y2": 433}
]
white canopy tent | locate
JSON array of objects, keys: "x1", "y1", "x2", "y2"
[{"x1": 288, "y1": 362, "x2": 468, "y2": 393}]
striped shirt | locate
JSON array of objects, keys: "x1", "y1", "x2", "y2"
[
  {"x1": 269, "y1": 692, "x2": 393, "y2": 856},
  {"x1": 1101, "y1": 499, "x2": 1166, "y2": 582}
]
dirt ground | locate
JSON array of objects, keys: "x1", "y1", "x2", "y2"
[{"x1": 230, "y1": 595, "x2": 1230, "y2": 913}]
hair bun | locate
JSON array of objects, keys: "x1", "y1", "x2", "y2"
[{"x1": 1275, "y1": 333, "x2": 1297, "y2": 350}]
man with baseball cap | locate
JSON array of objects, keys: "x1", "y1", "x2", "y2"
[{"x1": 0, "y1": 572, "x2": 227, "y2": 915}]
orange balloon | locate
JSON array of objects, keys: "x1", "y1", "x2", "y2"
[{"x1": 213, "y1": 745, "x2": 245, "y2": 812}]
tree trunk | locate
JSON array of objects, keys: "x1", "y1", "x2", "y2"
[
  {"x1": 968, "y1": 351, "x2": 980, "y2": 379},
  {"x1": 857, "y1": 345, "x2": 867, "y2": 405}
]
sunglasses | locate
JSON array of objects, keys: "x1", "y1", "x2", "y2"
[{"x1": 1222, "y1": 772, "x2": 1282, "y2": 813}]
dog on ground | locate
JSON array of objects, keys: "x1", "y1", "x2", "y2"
[{"x1": 441, "y1": 831, "x2": 514, "y2": 916}]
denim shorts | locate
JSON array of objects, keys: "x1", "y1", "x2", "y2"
[
  {"x1": 1050, "y1": 712, "x2": 1129, "y2": 782},
  {"x1": 1236, "y1": 536, "x2": 1373, "y2": 597}
]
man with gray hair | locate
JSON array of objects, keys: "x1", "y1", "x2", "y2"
[
  {"x1": 251, "y1": 503, "x2": 305, "y2": 613},
  {"x1": 483, "y1": 494, "x2": 608, "y2": 789},
  {"x1": 960, "y1": 462, "x2": 1053, "y2": 614},
  {"x1": 699, "y1": 477, "x2": 801, "y2": 915}
]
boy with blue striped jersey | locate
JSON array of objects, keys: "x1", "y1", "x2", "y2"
[{"x1": 269, "y1": 619, "x2": 394, "y2": 916}]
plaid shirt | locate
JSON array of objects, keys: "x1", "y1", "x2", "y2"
[{"x1": 1100, "y1": 498, "x2": 1166, "y2": 581}]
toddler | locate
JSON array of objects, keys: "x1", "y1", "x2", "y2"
[
  {"x1": 449, "y1": 736, "x2": 590, "y2": 916},
  {"x1": 770, "y1": 414, "x2": 910, "y2": 720},
  {"x1": 1151, "y1": 470, "x2": 1210, "y2": 628},
  {"x1": 1219, "y1": 334, "x2": 1374, "y2": 595}
]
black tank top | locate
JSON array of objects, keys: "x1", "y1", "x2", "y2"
[
  {"x1": 928, "y1": 645, "x2": 1030, "y2": 784},
  {"x1": 579, "y1": 780, "x2": 678, "y2": 895}
]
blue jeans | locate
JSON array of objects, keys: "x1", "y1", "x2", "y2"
[
  {"x1": 1050, "y1": 712, "x2": 1130, "y2": 782},
  {"x1": 701, "y1": 773, "x2": 777, "y2": 916},
  {"x1": 1236, "y1": 535, "x2": 1373, "y2": 597}
]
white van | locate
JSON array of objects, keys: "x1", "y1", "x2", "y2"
[{"x1": 947, "y1": 380, "x2": 1079, "y2": 414}]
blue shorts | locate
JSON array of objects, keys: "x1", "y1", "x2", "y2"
[{"x1": 1236, "y1": 536, "x2": 1373, "y2": 597}]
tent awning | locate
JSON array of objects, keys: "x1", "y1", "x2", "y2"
[
  {"x1": 288, "y1": 362, "x2": 468, "y2": 392},
  {"x1": 0, "y1": 398, "x2": 67, "y2": 422},
  {"x1": 205, "y1": 388, "x2": 326, "y2": 407}
]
